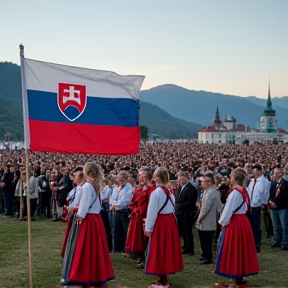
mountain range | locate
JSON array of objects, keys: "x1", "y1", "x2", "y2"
[{"x1": 139, "y1": 84, "x2": 288, "y2": 130}]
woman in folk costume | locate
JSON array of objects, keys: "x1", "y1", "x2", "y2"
[
  {"x1": 60, "y1": 167, "x2": 85, "y2": 258},
  {"x1": 145, "y1": 167, "x2": 183, "y2": 287},
  {"x1": 60, "y1": 162, "x2": 114, "y2": 288},
  {"x1": 125, "y1": 167, "x2": 156, "y2": 265},
  {"x1": 214, "y1": 168, "x2": 259, "y2": 287}
]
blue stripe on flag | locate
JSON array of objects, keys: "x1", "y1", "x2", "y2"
[{"x1": 27, "y1": 90, "x2": 139, "y2": 127}]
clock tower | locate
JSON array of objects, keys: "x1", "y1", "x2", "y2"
[{"x1": 260, "y1": 81, "x2": 277, "y2": 133}]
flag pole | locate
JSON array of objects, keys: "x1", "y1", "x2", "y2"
[{"x1": 19, "y1": 44, "x2": 34, "y2": 288}]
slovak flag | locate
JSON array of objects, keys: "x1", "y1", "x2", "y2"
[{"x1": 20, "y1": 57, "x2": 145, "y2": 155}]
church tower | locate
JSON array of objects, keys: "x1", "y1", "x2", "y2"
[
  {"x1": 260, "y1": 81, "x2": 277, "y2": 133},
  {"x1": 213, "y1": 103, "x2": 222, "y2": 129}
]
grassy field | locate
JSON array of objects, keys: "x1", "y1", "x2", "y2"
[{"x1": 0, "y1": 214, "x2": 288, "y2": 288}]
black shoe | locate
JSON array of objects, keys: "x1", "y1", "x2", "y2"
[
  {"x1": 200, "y1": 259, "x2": 212, "y2": 265},
  {"x1": 281, "y1": 247, "x2": 288, "y2": 251},
  {"x1": 182, "y1": 249, "x2": 194, "y2": 255},
  {"x1": 235, "y1": 279, "x2": 247, "y2": 285},
  {"x1": 271, "y1": 243, "x2": 281, "y2": 248},
  {"x1": 198, "y1": 257, "x2": 205, "y2": 261}
]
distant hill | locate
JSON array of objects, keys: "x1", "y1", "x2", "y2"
[
  {"x1": 139, "y1": 84, "x2": 288, "y2": 130},
  {"x1": 0, "y1": 62, "x2": 23, "y2": 140},
  {"x1": 139, "y1": 101, "x2": 203, "y2": 139},
  {"x1": 247, "y1": 96, "x2": 288, "y2": 109},
  {"x1": 0, "y1": 62, "x2": 202, "y2": 141}
]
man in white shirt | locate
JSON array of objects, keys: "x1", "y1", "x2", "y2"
[
  {"x1": 247, "y1": 164, "x2": 271, "y2": 253},
  {"x1": 111, "y1": 171, "x2": 133, "y2": 253}
]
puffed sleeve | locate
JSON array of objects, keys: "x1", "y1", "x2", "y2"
[
  {"x1": 77, "y1": 183, "x2": 96, "y2": 219},
  {"x1": 145, "y1": 190, "x2": 160, "y2": 232},
  {"x1": 218, "y1": 190, "x2": 243, "y2": 226}
]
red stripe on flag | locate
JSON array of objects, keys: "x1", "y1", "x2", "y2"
[{"x1": 29, "y1": 120, "x2": 140, "y2": 155}]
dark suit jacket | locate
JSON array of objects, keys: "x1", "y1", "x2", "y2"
[
  {"x1": 269, "y1": 178, "x2": 288, "y2": 210},
  {"x1": 0, "y1": 171, "x2": 14, "y2": 195},
  {"x1": 175, "y1": 182, "x2": 197, "y2": 220}
]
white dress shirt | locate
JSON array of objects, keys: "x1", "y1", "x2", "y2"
[
  {"x1": 101, "y1": 185, "x2": 112, "y2": 200},
  {"x1": 110, "y1": 182, "x2": 132, "y2": 211},
  {"x1": 247, "y1": 175, "x2": 270, "y2": 207}
]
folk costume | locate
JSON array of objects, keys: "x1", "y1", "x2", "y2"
[
  {"x1": 125, "y1": 185, "x2": 156, "y2": 258},
  {"x1": 60, "y1": 181, "x2": 114, "y2": 286},
  {"x1": 215, "y1": 187, "x2": 259, "y2": 280},
  {"x1": 60, "y1": 184, "x2": 84, "y2": 258},
  {"x1": 145, "y1": 186, "x2": 183, "y2": 280}
]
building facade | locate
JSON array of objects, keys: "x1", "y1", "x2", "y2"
[{"x1": 198, "y1": 83, "x2": 287, "y2": 144}]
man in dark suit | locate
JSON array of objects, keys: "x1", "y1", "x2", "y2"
[
  {"x1": 0, "y1": 164, "x2": 14, "y2": 216},
  {"x1": 269, "y1": 167, "x2": 288, "y2": 250},
  {"x1": 175, "y1": 171, "x2": 198, "y2": 255}
]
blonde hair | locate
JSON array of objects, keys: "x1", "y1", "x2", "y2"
[
  {"x1": 155, "y1": 167, "x2": 170, "y2": 185},
  {"x1": 231, "y1": 168, "x2": 246, "y2": 187},
  {"x1": 83, "y1": 162, "x2": 103, "y2": 196}
]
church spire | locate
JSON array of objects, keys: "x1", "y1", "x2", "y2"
[
  {"x1": 213, "y1": 102, "x2": 221, "y2": 128},
  {"x1": 216, "y1": 102, "x2": 220, "y2": 118},
  {"x1": 261, "y1": 79, "x2": 277, "y2": 133},
  {"x1": 267, "y1": 79, "x2": 272, "y2": 108}
]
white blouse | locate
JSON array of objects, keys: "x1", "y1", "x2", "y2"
[
  {"x1": 77, "y1": 182, "x2": 101, "y2": 219},
  {"x1": 68, "y1": 185, "x2": 83, "y2": 208},
  {"x1": 145, "y1": 186, "x2": 175, "y2": 233},
  {"x1": 218, "y1": 188, "x2": 247, "y2": 226}
]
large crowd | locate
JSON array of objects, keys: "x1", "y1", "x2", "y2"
[{"x1": 1, "y1": 140, "x2": 288, "y2": 287}]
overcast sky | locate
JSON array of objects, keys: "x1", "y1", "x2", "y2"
[{"x1": 1, "y1": 0, "x2": 287, "y2": 98}]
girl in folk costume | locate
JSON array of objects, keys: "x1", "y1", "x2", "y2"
[
  {"x1": 145, "y1": 167, "x2": 183, "y2": 287},
  {"x1": 60, "y1": 167, "x2": 85, "y2": 258},
  {"x1": 125, "y1": 167, "x2": 156, "y2": 266},
  {"x1": 60, "y1": 162, "x2": 114, "y2": 288},
  {"x1": 214, "y1": 168, "x2": 259, "y2": 287}
]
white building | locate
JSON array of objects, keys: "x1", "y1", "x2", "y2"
[{"x1": 198, "y1": 85, "x2": 287, "y2": 144}]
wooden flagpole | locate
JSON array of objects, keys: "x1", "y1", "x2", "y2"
[{"x1": 19, "y1": 44, "x2": 34, "y2": 288}]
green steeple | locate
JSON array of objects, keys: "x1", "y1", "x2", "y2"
[{"x1": 262, "y1": 80, "x2": 276, "y2": 117}]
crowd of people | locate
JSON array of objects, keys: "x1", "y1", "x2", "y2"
[{"x1": 1, "y1": 140, "x2": 288, "y2": 287}]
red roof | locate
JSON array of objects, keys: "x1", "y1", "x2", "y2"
[
  {"x1": 198, "y1": 126, "x2": 216, "y2": 132},
  {"x1": 278, "y1": 128, "x2": 288, "y2": 134},
  {"x1": 236, "y1": 124, "x2": 245, "y2": 132}
]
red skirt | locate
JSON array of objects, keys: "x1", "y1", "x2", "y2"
[
  {"x1": 145, "y1": 213, "x2": 183, "y2": 275},
  {"x1": 64, "y1": 213, "x2": 114, "y2": 285},
  {"x1": 214, "y1": 214, "x2": 259, "y2": 278},
  {"x1": 61, "y1": 217, "x2": 73, "y2": 258},
  {"x1": 126, "y1": 212, "x2": 147, "y2": 254}
]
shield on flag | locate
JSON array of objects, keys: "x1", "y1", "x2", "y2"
[{"x1": 57, "y1": 83, "x2": 87, "y2": 121}]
